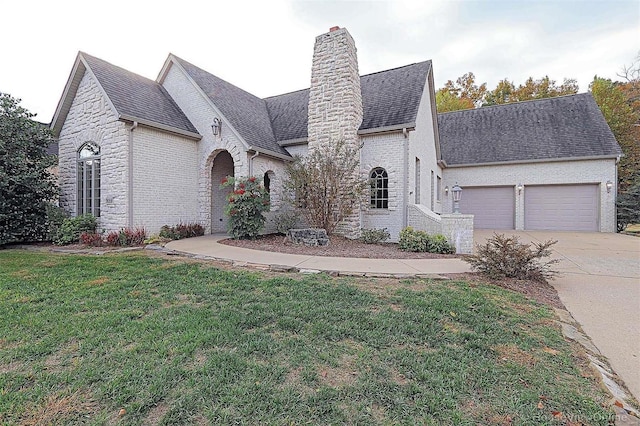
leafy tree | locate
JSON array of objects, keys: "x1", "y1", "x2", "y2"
[
  {"x1": 0, "y1": 92, "x2": 57, "y2": 245},
  {"x1": 436, "y1": 72, "x2": 486, "y2": 112},
  {"x1": 590, "y1": 76, "x2": 639, "y2": 192},
  {"x1": 484, "y1": 76, "x2": 578, "y2": 105},
  {"x1": 616, "y1": 176, "x2": 640, "y2": 231},
  {"x1": 284, "y1": 140, "x2": 370, "y2": 235}
]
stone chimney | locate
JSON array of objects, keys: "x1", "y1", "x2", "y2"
[
  {"x1": 307, "y1": 26, "x2": 363, "y2": 239},
  {"x1": 307, "y1": 26, "x2": 363, "y2": 152}
]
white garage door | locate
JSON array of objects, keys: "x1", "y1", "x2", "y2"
[
  {"x1": 459, "y1": 187, "x2": 515, "y2": 229},
  {"x1": 525, "y1": 184, "x2": 599, "y2": 231}
]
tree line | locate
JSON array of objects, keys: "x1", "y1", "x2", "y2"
[{"x1": 435, "y1": 56, "x2": 639, "y2": 229}]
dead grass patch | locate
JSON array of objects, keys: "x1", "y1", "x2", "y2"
[
  {"x1": 142, "y1": 401, "x2": 170, "y2": 425},
  {"x1": 493, "y1": 344, "x2": 538, "y2": 367},
  {"x1": 0, "y1": 360, "x2": 27, "y2": 374},
  {"x1": 86, "y1": 276, "x2": 109, "y2": 286},
  {"x1": 318, "y1": 354, "x2": 358, "y2": 387},
  {"x1": 19, "y1": 390, "x2": 98, "y2": 426},
  {"x1": 10, "y1": 270, "x2": 35, "y2": 279},
  {"x1": 44, "y1": 339, "x2": 80, "y2": 373}
]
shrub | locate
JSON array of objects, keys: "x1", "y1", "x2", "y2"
[
  {"x1": 465, "y1": 233, "x2": 559, "y2": 282},
  {"x1": 617, "y1": 176, "x2": 640, "y2": 232},
  {"x1": 79, "y1": 231, "x2": 103, "y2": 246},
  {"x1": 45, "y1": 203, "x2": 68, "y2": 242},
  {"x1": 359, "y1": 228, "x2": 390, "y2": 244},
  {"x1": 221, "y1": 176, "x2": 270, "y2": 239},
  {"x1": 159, "y1": 223, "x2": 205, "y2": 240},
  {"x1": 272, "y1": 211, "x2": 299, "y2": 235},
  {"x1": 399, "y1": 227, "x2": 429, "y2": 252},
  {"x1": 398, "y1": 227, "x2": 455, "y2": 254},
  {"x1": 105, "y1": 227, "x2": 147, "y2": 247},
  {"x1": 427, "y1": 234, "x2": 456, "y2": 254},
  {"x1": 53, "y1": 214, "x2": 97, "y2": 245},
  {"x1": 283, "y1": 139, "x2": 370, "y2": 235}
]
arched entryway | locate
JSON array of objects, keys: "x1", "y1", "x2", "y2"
[{"x1": 210, "y1": 150, "x2": 234, "y2": 233}]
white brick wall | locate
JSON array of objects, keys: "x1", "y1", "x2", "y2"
[
  {"x1": 162, "y1": 62, "x2": 249, "y2": 233},
  {"x1": 408, "y1": 74, "x2": 443, "y2": 215},
  {"x1": 132, "y1": 126, "x2": 199, "y2": 234},
  {"x1": 443, "y1": 158, "x2": 618, "y2": 232},
  {"x1": 361, "y1": 132, "x2": 406, "y2": 241},
  {"x1": 58, "y1": 70, "x2": 129, "y2": 233}
]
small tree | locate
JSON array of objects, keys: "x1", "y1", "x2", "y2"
[
  {"x1": 284, "y1": 140, "x2": 369, "y2": 235},
  {"x1": 221, "y1": 176, "x2": 270, "y2": 239},
  {"x1": 617, "y1": 175, "x2": 640, "y2": 231},
  {"x1": 0, "y1": 92, "x2": 57, "y2": 245}
]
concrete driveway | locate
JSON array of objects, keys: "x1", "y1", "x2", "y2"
[{"x1": 474, "y1": 230, "x2": 640, "y2": 401}]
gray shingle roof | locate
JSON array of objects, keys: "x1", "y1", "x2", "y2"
[
  {"x1": 438, "y1": 93, "x2": 622, "y2": 166},
  {"x1": 82, "y1": 53, "x2": 198, "y2": 135},
  {"x1": 173, "y1": 57, "x2": 290, "y2": 157},
  {"x1": 265, "y1": 61, "x2": 432, "y2": 142}
]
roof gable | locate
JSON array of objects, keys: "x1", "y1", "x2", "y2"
[
  {"x1": 51, "y1": 52, "x2": 199, "y2": 139},
  {"x1": 171, "y1": 56, "x2": 290, "y2": 157},
  {"x1": 438, "y1": 93, "x2": 622, "y2": 166},
  {"x1": 265, "y1": 61, "x2": 432, "y2": 143}
]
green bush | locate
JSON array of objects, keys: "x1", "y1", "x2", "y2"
[
  {"x1": 53, "y1": 214, "x2": 97, "y2": 245},
  {"x1": 427, "y1": 234, "x2": 456, "y2": 254},
  {"x1": 45, "y1": 203, "x2": 68, "y2": 242},
  {"x1": 272, "y1": 210, "x2": 299, "y2": 235},
  {"x1": 359, "y1": 228, "x2": 390, "y2": 244},
  {"x1": 159, "y1": 223, "x2": 205, "y2": 240},
  {"x1": 465, "y1": 233, "x2": 559, "y2": 282},
  {"x1": 221, "y1": 176, "x2": 270, "y2": 239},
  {"x1": 398, "y1": 227, "x2": 455, "y2": 254}
]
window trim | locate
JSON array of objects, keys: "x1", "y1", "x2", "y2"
[
  {"x1": 370, "y1": 167, "x2": 389, "y2": 209},
  {"x1": 77, "y1": 142, "x2": 101, "y2": 217}
]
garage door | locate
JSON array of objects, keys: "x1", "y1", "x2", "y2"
[
  {"x1": 525, "y1": 184, "x2": 598, "y2": 231},
  {"x1": 459, "y1": 187, "x2": 514, "y2": 229}
]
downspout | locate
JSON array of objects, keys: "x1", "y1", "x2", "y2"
[
  {"x1": 402, "y1": 127, "x2": 409, "y2": 229},
  {"x1": 128, "y1": 121, "x2": 138, "y2": 228},
  {"x1": 249, "y1": 151, "x2": 260, "y2": 176}
]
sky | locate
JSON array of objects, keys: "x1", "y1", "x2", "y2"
[{"x1": 1, "y1": 0, "x2": 638, "y2": 122}]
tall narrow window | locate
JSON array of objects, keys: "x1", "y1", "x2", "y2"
[
  {"x1": 415, "y1": 158, "x2": 421, "y2": 204},
  {"x1": 370, "y1": 167, "x2": 388, "y2": 209},
  {"x1": 77, "y1": 142, "x2": 101, "y2": 217},
  {"x1": 263, "y1": 171, "x2": 271, "y2": 193},
  {"x1": 437, "y1": 176, "x2": 442, "y2": 201},
  {"x1": 430, "y1": 170, "x2": 435, "y2": 210}
]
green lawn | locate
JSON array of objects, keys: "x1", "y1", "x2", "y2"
[{"x1": 0, "y1": 250, "x2": 611, "y2": 425}]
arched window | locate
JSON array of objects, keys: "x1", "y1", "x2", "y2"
[
  {"x1": 263, "y1": 171, "x2": 272, "y2": 193},
  {"x1": 370, "y1": 167, "x2": 388, "y2": 209},
  {"x1": 77, "y1": 142, "x2": 101, "y2": 217}
]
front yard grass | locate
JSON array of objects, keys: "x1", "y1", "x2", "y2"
[{"x1": 0, "y1": 251, "x2": 612, "y2": 425}]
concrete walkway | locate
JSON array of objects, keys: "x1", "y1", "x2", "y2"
[
  {"x1": 165, "y1": 234, "x2": 471, "y2": 276},
  {"x1": 165, "y1": 231, "x2": 640, "y2": 401}
]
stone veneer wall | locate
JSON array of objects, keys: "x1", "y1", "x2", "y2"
[
  {"x1": 307, "y1": 27, "x2": 363, "y2": 239},
  {"x1": 57, "y1": 70, "x2": 129, "y2": 233},
  {"x1": 441, "y1": 214, "x2": 474, "y2": 254}
]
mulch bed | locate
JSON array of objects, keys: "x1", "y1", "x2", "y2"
[{"x1": 218, "y1": 233, "x2": 459, "y2": 259}]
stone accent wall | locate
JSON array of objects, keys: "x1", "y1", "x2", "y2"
[
  {"x1": 441, "y1": 214, "x2": 474, "y2": 254},
  {"x1": 308, "y1": 27, "x2": 363, "y2": 239},
  {"x1": 132, "y1": 126, "x2": 199, "y2": 234},
  {"x1": 443, "y1": 158, "x2": 617, "y2": 232},
  {"x1": 57, "y1": 70, "x2": 129, "y2": 233}
]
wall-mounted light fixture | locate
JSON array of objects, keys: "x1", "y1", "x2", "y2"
[
  {"x1": 451, "y1": 184, "x2": 462, "y2": 213},
  {"x1": 444, "y1": 186, "x2": 449, "y2": 196},
  {"x1": 517, "y1": 183, "x2": 523, "y2": 194},
  {"x1": 606, "y1": 180, "x2": 613, "y2": 193},
  {"x1": 212, "y1": 117, "x2": 222, "y2": 136}
]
